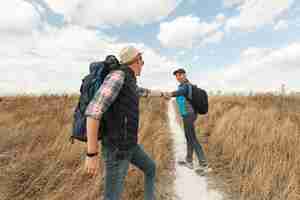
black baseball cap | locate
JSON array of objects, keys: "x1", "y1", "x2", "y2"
[{"x1": 173, "y1": 68, "x2": 186, "y2": 75}]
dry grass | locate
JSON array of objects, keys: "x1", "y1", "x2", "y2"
[
  {"x1": 0, "y1": 95, "x2": 174, "y2": 200},
  {"x1": 196, "y1": 95, "x2": 300, "y2": 200},
  {"x1": 3, "y1": 93, "x2": 299, "y2": 200}
]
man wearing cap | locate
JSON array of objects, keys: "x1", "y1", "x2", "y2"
[
  {"x1": 84, "y1": 46, "x2": 162, "y2": 200},
  {"x1": 164, "y1": 68, "x2": 209, "y2": 172}
]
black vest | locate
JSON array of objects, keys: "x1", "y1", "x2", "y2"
[{"x1": 102, "y1": 66, "x2": 139, "y2": 150}]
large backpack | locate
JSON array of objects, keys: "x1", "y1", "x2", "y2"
[
  {"x1": 187, "y1": 85, "x2": 208, "y2": 115},
  {"x1": 71, "y1": 55, "x2": 120, "y2": 143}
]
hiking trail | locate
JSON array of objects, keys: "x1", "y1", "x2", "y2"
[{"x1": 168, "y1": 100, "x2": 224, "y2": 200}]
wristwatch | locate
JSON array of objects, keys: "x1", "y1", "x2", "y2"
[{"x1": 86, "y1": 152, "x2": 98, "y2": 157}]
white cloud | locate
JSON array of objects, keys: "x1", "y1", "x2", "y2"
[
  {"x1": 216, "y1": 13, "x2": 226, "y2": 24},
  {"x1": 0, "y1": 24, "x2": 179, "y2": 94},
  {"x1": 158, "y1": 15, "x2": 224, "y2": 48},
  {"x1": 223, "y1": 0, "x2": 246, "y2": 8},
  {"x1": 202, "y1": 31, "x2": 224, "y2": 45},
  {"x1": 44, "y1": 0, "x2": 181, "y2": 27},
  {"x1": 0, "y1": 0, "x2": 180, "y2": 94},
  {"x1": 202, "y1": 42, "x2": 300, "y2": 92},
  {"x1": 274, "y1": 19, "x2": 289, "y2": 30},
  {"x1": 0, "y1": 0, "x2": 42, "y2": 34},
  {"x1": 240, "y1": 47, "x2": 273, "y2": 60},
  {"x1": 225, "y1": 0, "x2": 294, "y2": 32}
]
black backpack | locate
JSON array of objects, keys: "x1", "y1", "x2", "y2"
[
  {"x1": 71, "y1": 55, "x2": 120, "y2": 143},
  {"x1": 187, "y1": 85, "x2": 208, "y2": 115}
]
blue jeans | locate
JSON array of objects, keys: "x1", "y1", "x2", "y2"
[
  {"x1": 101, "y1": 144, "x2": 156, "y2": 200},
  {"x1": 182, "y1": 113, "x2": 207, "y2": 164}
]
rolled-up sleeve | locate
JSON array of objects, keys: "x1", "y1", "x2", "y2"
[
  {"x1": 171, "y1": 84, "x2": 189, "y2": 97},
  {"x1": 85, "y1": 70, "x2": 125, "y2": 120}
]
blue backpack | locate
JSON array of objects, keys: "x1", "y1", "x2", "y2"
[{"x1": 70, "y1": 55, "x2": 120, "y2": 143}]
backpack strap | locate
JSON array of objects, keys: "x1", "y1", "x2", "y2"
[
  {"x1": 182, "y1": 83, "x2": 192, "y2": 100},
  {"x1": 118, "y1": 65, "x2": 132, "y2": 81},
  {"x1": 187, "y1": 84, "x2": 193, "y2": 100}
]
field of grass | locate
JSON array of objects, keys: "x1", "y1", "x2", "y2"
[
  {"x1": 0, "y1": 95, "x2": 174, "y2": 200},
  {"x1": 1, "y1": 94, "x2": 300, "y2": 200},
  {"x1": 196, "y1": 95, "x2": 300, "y2": 200}
]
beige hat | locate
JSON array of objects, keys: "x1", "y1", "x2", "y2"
[{"x1": 119, "y1": 46, "x2": 141, "y2": 64}]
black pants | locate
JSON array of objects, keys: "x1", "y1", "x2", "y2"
[{"x1": 183, "y1": 113, "x2": 206, "y2": 164}]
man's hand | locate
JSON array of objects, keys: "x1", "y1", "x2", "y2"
[
  {"x1": 148, "y1": 90, "x2": 163, "y2": 97},
  {"x1": 84, "y1": 156, "x2": 99, "y2": 177},
  {"x1": 162, "y1": 92, "x2": 172, "y2": 100}
]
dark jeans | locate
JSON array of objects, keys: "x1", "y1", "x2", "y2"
[
  {"x1": 101, "y1": 143, "x2": 156, "y2": 200},
  {"x1": 182, "y1": 113, "x2": 207, "y2": 164}
]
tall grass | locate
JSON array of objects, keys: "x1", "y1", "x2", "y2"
[
  {"x1": 3, "y1": 94, "x2": 298, "y2": 200},
  {"x1": 0, "y1": 95, "x2": 174, "y2": 200},
  {"x1": 197, "y1": 95, "x2": 300, "y2": 200}
]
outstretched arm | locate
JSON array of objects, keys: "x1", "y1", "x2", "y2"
[
  {"x1": 137, "y1": 87, "x2": 164, "y2": 97},
  {"x1": 163, "y1": 84, "x2": 189, "y2": 98}
]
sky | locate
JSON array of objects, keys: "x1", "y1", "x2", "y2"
[{"x1": 0, "y1": 0, "x2": 300, "y2": 95}]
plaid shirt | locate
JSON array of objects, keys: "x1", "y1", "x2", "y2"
[{"x1": 85, "y1": 70, "x2": 150, "y2": 120}]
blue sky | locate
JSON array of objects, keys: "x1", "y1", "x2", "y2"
[{"x1": 0, "y1": 0, "x2": 300, "y2": 94}]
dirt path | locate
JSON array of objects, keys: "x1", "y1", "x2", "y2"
[{"x1": 168, "y1": 100, "x2": 224, "y2": 200}]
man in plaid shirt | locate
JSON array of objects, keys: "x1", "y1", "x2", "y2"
[
  {"x1": 85, "y1": 71, "x2": 155, "y2": 120},
  {"x1": 84, "y1": 46, "x2": 163, "y2": 200}
]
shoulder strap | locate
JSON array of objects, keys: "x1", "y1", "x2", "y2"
[
  {"x1": 188, "y1": 84, "x2": 193, "y2": 100},
  {"x1": 119, "y1": 65, "x2": 131, "y2": 80},
  {"x1": 182, "y1": 83, "x2": 193, "y2": 100}
]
